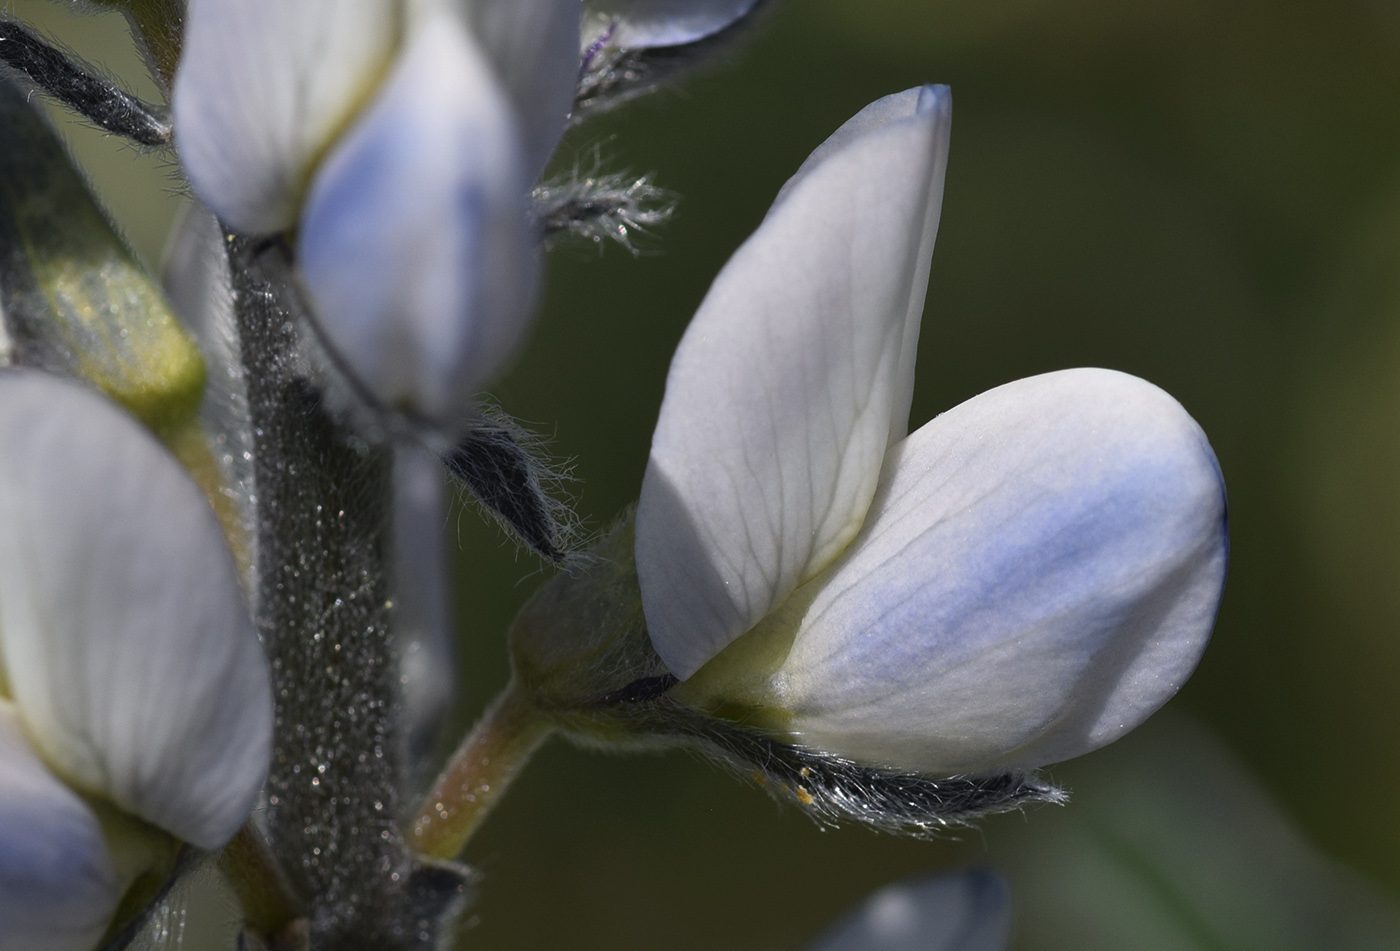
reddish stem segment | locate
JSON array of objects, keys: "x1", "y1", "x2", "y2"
[{"x1": 411, "y1": 684, "x2": 553, "y2": 860}]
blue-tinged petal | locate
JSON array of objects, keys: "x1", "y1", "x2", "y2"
[
  {"x1": 468, "y1": 0, "x2": 582, "y2": 181},
  {"x1": 763, "y1": 369, "x2": 1227, "y2": 773},
  {"x1": 583, "y1": 0, "x2": 760, "y2": 49},
  {"x1": 174, "y1": 0, "x2": 399, "y2": 234},
  {"x1": 636, "y1": 87, "x2": 951, "y2": 679},
  {"x1": 0, "y1": 702, "x2": 118, "y2": 951},
  {"x1": 805, "y1": 869, "x2": 1011, "y2": 951},
  {"x1": 299, "y1": 9, "x2": 535, "y2": 429},
  {"x1": 0, "y1": 370, "x2": 272, "y2": 849}
]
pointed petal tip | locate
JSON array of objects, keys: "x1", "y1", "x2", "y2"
[
  {"x1": 772, "y1": 84, "x2": 951, "y2": 215},
  {"x1": 639, "y1": 88, "x2": 956, "y2": 678},
  {"x1": 917, "y1": 83, "x2": 952, "y2": 118}
]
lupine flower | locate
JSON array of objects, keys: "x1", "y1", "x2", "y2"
[
  {"x1": 173, "y1": 0, "x2": 582, "y2": 428},
  {"x1": 634, "y1": 85, "x2": 1228, "y2": 776},
  {"x1": 0, "y1": 370, "x2": 272, "y2": 950}
]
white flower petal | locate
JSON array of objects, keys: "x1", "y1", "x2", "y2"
[
  {"x1": 766, "y1": 369, "x2": 1227, "y2": 773},
  {"x1": 299, "y1": 9, "x2": 535, "y2": 428},
  {"x1": 636, "y1": 86, "x2": 952, "y2": 679},
  {"x1": 0, "y1": 703, "x2": 118, "y2": 951},
  {"x1": 583, "y1": 0, "x2": 760, "y2": 49},
  {"x1": 174, "y1": 0, "x2": 399, "y2": 234},
  {"x1": 805, "y1": 869, "x2": 1010, "y2": 951},
  {"x1": 0, "y1": 370, "x2": 273, "y2": 849},
  {"x1": 468, "y1": 0, "x2": 582, "y2": 181}
]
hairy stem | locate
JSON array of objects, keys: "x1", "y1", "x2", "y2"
[
  {"x1": 229, "y1": 236, "x2": 423, "y2": 949},
  {"x1": 0, "y1": 18, "x2": 170, "y2": 145},
  {"x1": 412, "y1": 684, "x2": 553, "y2": 860}
]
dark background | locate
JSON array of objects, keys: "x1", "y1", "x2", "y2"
[{"x1": 15, "y1": 0, "x2": 1400, "y2": 946}]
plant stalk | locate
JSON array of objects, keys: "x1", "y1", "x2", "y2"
[
  {"x1": 412, "y1": 683, "x2": 553, "y2": 860},
  {"x1": 228, "y1": 236, "x2": 415, "y2": 949}
]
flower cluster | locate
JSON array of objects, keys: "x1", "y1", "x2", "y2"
[{"x1": 0, "y1": 0, "x2": 1229, "y2": 947}]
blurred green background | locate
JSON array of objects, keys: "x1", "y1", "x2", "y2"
[{"x1": 11, "y1": 0, "x2": 1400, "y2": 946}]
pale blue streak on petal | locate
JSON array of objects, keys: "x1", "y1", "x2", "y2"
[
  {"x1": 585, "y1": 0, "x2": 760, "y2": 49},
  {"x1": 774, "y1": 369, "x2": 1227, "y2": 773},
  {"x1": 173, "y1": 0, "x2": 398, "y2": 233},
  {"x1": 0, "y1": 705, "x2": 117, "y2": 951},
  {"x1": 300, "y1": 11, "x2": 534, "y2": 429}
]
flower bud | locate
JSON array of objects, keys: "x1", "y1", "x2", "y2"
[
  {"x1": 0, "y1": 74, "x2": 205, "y2": 438},
  {"x1": 469, "y1": 0, "x2": 582, "y2": 181},
  {"x1": 174, "y1": 0, "x2": 584, "y2": 430},
  {"x1": 297, "y1": 7, "x2": 535, "y2": 428}
]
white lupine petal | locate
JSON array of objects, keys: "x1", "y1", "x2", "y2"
[
  {"x1": 468, "y1": 0, "x2": 582, "y2": 181},
  {"x1": 0, "y1": 703, "x2": 118, "y2": 951},
  {"x1": 805, "y1": 869, "x2": 1011, "y2": 951},
  {"x1": 636, "y1": 87, "x2": 952, "y2": 679},
  {"x1": 583, "y1": 0, "x2": 760, "y2": 49},
  {"x1": 174, "y1": 0, "x2": 399, "y2": 234},
  {"x1": 299, "y1": 10, "x2": 535, "y2": 428},
  {"x1": 0, "y1": 370, "x2": 273, "y2": 849},
  {"x1": 767, "y1": 369, "x2": 1227, "y2": 774}
]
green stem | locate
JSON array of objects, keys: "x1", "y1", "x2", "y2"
[
  {"x1": 219, "y1": 825, "x2": 304, "y2": 942},
  {"x1": 412, "y1": 683, "x2": 552, "y2": 860}
]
